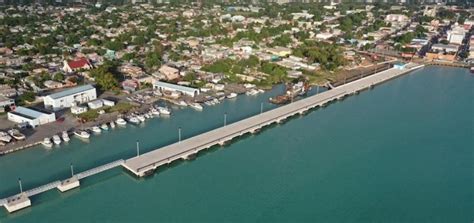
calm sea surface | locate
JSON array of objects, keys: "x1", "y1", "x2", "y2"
[{"x1": 0, "y1": 66, "x2": 472, "y2": 222}]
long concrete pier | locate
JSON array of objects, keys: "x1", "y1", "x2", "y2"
[
  {"x1": 0, "y1": 62, "x2": 424, "y2": 213},
  {"x1": 122, "y1": 63, "x2": 425, "y2": 177}
]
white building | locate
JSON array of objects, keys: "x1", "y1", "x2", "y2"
[
  {"x1": 153, "y1": 81, "x2": 200, "y2": 97},
  {"x1": 44, "y1": 85, "x2": 97, "y2": 111},
  {"x1": 71, "y1": 106, "x2": 88, "y2": 115},
  {"x1": 8, "y1": 106, "x2": 56, "y2": 128}
]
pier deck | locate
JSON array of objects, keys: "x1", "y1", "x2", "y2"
[{"x1": 123, "y1": 63, "x2": 425, "y2": 177}]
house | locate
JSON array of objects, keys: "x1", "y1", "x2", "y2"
[
  {"x1": 153, "y1": 81, "x2": 200, "y2": 97},
  {"x1": 122, "y1": 79, "x2": 139, "y2": 92},
  {"x1": 159, "y1": 65, "x2": 180, "y2": 80},
  {"x1": 87, "y1": 100, "x2": 103, "y2": 110},
  {"x1": 0, "y1": 96, "x2": 15, "y2": 112},
  {"x1": 7, "y1": 106, "x2": 56, "y2": 128},
  {"x1": 44, "y1": 85, "x2": 97, "y2": 111},
  {"x1": 63, "y1": 58, "x2": 92, "y2": 73}
]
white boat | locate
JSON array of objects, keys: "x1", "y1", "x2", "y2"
[
  {"x1": 178, "y1": 101, "x2": 188, "y2": 106},
  {"x1": 101, "y1": 123, "x2": 109, "y2": 130},
  {"x1": 127, "y1": 116, "x2": 140, "y2": 124},
  {"x1": 246, "y1": 89, "x2": 259, "y2": 96},
  {"x1": 151, "y1": 109, "x2": 160, "y2": 116},
  {"x1": 0, "y1": 131, "x2": 12, "y2": 143},
  {"x1": 190, "y1": 103, "x2": 203, "y2": 111},
  {"x1": 227, "y1": 93, "x2": 237, "y2": 99},
  {"x1": 258, "y1": 89, "x2": 265, "y2": 93},
  {"x1": 116, "y1": 118, "x2": 127, "y2": 126},
  {"x1": 42, "y1": 137, "x2": 53, "y2": 147},
  {"x1": 137, "y1": 115, "x2": 146, "y2": 122},
  {"x1": 8, "y1": 129, "x2": 26, "y2": 141},
  {"x1": 74, "y1": 130, "x2": 90, "y2": 139},
  {"x1": 92, "y1": 126, "x2": 102, "y2": 133},
  {"x1": 110, "y1": 122, "x2": 116, "y2": 128},
  {"x1": 52, "y1": 135, "x2": 61, "y2": 145},
  {"x1": 213, "y1": 98, "x2": 219, "y2": 104},
  {"x1": 62, "y1": 131, "x2": 70, "y2": 142},
  {"x1": 157, "y1": 107, "x2": 171, "y2": 115}
]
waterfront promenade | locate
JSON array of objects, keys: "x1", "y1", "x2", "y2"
[
  {"x1": 122, "y1": 63, "x2": 425, "y2": 177},
  {"x1": 0, "y1": 62, "x2": 424, "y2": 213}
]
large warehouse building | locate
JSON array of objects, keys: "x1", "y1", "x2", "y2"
[{"x1": 44, "y1": 85, "x2": 97, "y2": 111}]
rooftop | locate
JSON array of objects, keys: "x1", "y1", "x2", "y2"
[
  {"x1": 10, "y1": 106, "x2": 51, "y2": 120},
  {"x1": 46, "y1": 84, "x2": 95, "y2": 100},
  {"x1": 154, "y1": 81, "x2": 199, "y2": 94}
]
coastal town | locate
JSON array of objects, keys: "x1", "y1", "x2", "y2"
[{"x1": 0, "y1": 1, "x2": 473, "y2": 155}]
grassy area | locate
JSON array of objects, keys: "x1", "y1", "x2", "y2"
[
  {"x1": 77, "y1": 109, "x2": 100, "y2": 122},
  {"x1": 105, "y1": 102, "x2": 137, "y2": 114}
]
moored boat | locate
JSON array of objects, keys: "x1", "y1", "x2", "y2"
[
  {"x1": 62, "y1": 131, "x2": 70, "y2": 142},
  {"x1": 470, "y1": 66, "x2": 474, "y2": 73},
  {"x1": 137, "y1": 115, "x2": 146, "y2": 122},
  {"x1": 116, "y1": 118, "x2": 127, "y2": 126},
  {"x1": 74, "y1": 130, "x2": 90, "y2": 139},
  {"x1": 127, "y1": 116, "x2": 140, "y2": 124},
  {"x1": 101, "y1": 123, "x2": 109, "y2": 130},
  {"x1": 52, "y1": 135, "x2": 61, "y2": 145},
  {"x1": 42, "y1": 137, "x2": 53, "y2": 148},
  {"x1": 227, "y1": 93, "x2": 237, "y2": 99},
  {"x1": 110, "y1": 122, "x2": 116, "y2": 128},
  {"x1": 190, "y1": 102, "x2": 203, "y2": 111},
  {"x1": 157, "y1": 106, "x2": 171, "y2": 115},
  {"x1": 92, "y1": 126, "x2": 102, "y2": 133}
]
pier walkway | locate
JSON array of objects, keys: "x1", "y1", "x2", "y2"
[{"x1": 122, "y1": 63, "x2": 425, "y2": 177}]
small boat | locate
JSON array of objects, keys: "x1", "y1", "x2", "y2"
[
  {"x1": 110, "y1": 122, "x2": 116, "y2": 128},
  {"x1": 8, "y1": 129, "x2": 26, "y2": 141},
  {"x1": 258, "y1": 89, "x2": 265, "y2": 93},
  {"x1": 137, "y1": 115, "x2": 146, "y2": 122},
  {"x1": 116, "y1": 118, "x2": 127, "y2": 126},
  {"x1": 0, "y1": 131, "x2": 12, "y2": 143},
  {"x1": 62, "y1": 131, "x2": 70, "y2": 142},
  {"x1": 178, "y1": 100, "x2": 188, "y2": 106},
  {"x1": 246, "y1": 89, "x2": 259, "y2": 96},
  {"x1": 213, "y1": 98, "x2": 220, "y2": 104},
  {"x1": 157, "y1": 107, "x2": 171, "y2": 115},
  {"x1": 52, "y1": 135, "x2": 61, "y2": 145},
  {"x1": 151, "y1": 109, "x2": 160, "y2": 116},
  {"x1": 92, "y1": 126, "x2": 102, "y2": 133},
  {"x1": 101, "y1": 123, "x2": 109, "y2": 130},
  {"x1": 74, "y1": 130, "x2": 90, "y2": 139},
  {"x1": 227, "y1": 93, "x2": 237, "y2": 99},
  {"x1": 42, "y1": 137, "x2": 53, "y2": 148},
  {"x1": 190, "y1": 103, "x2": 203, "y2": 111},
  {"x1": 144, "y1": 113, "x2": 152, "y2": 119},
  {"x1": 127, "y1": 116, "x2": 140, "y2": 124},
  {"x1": 470, "y1": 66, "x2": 474, "y2": 73}
]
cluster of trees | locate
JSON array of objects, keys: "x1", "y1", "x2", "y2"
[
  {"x1": 293, "y1": 40, "x2": 345, "y2": 71},
  {"x1": 394, "y1": 25, "x2": 427, "y2": 45},
  {"x1": 89, "y1": 61, "x2": 122, "y2": 91}
]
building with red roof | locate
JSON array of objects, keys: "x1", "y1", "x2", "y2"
[{"x1": 63, "y1": 58, "x2": 92, "y2": 73}]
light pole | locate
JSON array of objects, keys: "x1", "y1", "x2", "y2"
[
  {"x1": 18, "y1": 178, "x2": 23, "y2": 193},
  {"x1": 178, "y1": 127, "x2": 182, "y2": 143},
  {"x1": 70, "y1": 163, "x2": 74, "y2": 177},
  {"x1": 224, "y1": 113, "x2": 227, "y2": 126},
  {"x1": 136, "y1": 140, "x2": 140, "y2": 157}
]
